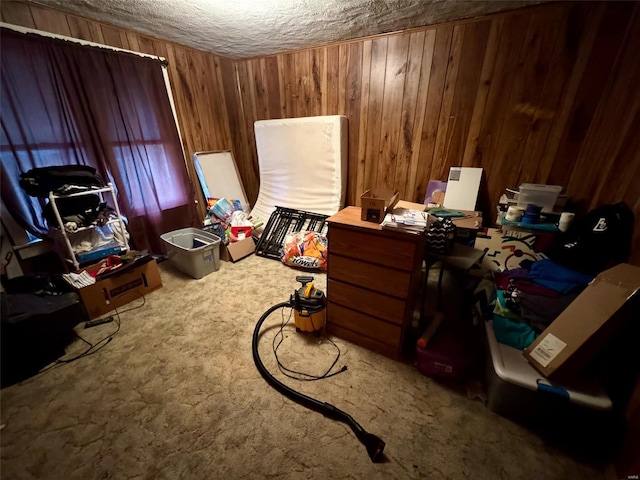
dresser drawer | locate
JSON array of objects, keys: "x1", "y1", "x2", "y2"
[
  {"x1": 328, "y1": 227, "x2": 417, "y2": 271},
  {"x1": 328, "y1": 302, "x2": 402, "y2": 347},
  {"x1": 328, "y1": 279, "x2": 405, "y2": 325},
  {"x1": 326, "y1": 322, "x2": 400, "y2": 359},
  {"x1": 328, "y1": 253, "x2": 411, "y2": 298}
]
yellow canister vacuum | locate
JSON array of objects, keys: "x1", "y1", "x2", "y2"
[{"x1": 292, "y1": 276, "x2": 326, "y2": 333}]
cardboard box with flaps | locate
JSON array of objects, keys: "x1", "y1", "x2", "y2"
[
  {"x1": 75, "y1": 257, "x2": 162, "y2": 319},
  {"x1": 220, "y1": 236, "x2": 255, "y2": 263},
  {"x1": 524, "y1": 263, "x2": 640, "y2": 380},
  {"x1": 360, "y1": 190, "x2": 399, "y2": 223},
  {"x1": 201, "y1": 223, "x2": 255, "y2": 263}
]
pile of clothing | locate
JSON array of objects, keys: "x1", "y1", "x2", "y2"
[{"x1": 480, "y1": 258, "x2": 594, "y2": 350}]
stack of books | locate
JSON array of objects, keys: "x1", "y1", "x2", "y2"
[{"x1": 381, "y1": 208, "x2": 429, "y2": 233}]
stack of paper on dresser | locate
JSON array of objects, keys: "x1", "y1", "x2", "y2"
[{"x1": 381, "y1": 208, "x2": 428, "y2": 233}]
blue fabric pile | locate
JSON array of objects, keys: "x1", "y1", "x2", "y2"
[{"x1": 484, "y1": 258, "x2": 594, "y2": 350}]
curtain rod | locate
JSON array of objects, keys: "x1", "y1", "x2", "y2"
[{"x1": 0, "y1": 22, "x2": 167, "y2": 66}]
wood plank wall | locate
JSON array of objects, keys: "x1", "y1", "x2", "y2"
[
  {"x1": 0, "y1": 0, "x2": 243, "y2": 222},
  {"x1": 224, "y1": 1, "x2": 640, "y2": 265},
  {"x1": 2, "y1": 1, "x2": 639, "y2": 264}
]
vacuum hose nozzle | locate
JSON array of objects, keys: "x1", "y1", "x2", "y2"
[
  {"x1": 359, "y1": 431, "x2": 386, "y2": 462},
  {"x1": 322, "y1": 401, "x2": 385, "y2": 462}
]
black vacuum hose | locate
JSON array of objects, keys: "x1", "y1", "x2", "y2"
[{"x1": 252, "y1": 301, "x2": 386, "y2": 462}]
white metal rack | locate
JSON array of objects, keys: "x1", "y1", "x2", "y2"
[{"x1": 48, "y1": 182, "x2": 129, "y2": 270}]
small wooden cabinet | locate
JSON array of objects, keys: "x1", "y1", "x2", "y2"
[{"x1": 326, "y1": 206, "x2": 426, "y2": 359}]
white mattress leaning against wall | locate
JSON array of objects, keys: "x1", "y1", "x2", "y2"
[{"x1": 250, "y1": 115, "x2": 348, "y2": 232}]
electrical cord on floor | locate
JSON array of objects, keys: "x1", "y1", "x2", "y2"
[
  {"x1": 55, "y1": 292, "x2": 147, "y2": 364},
  {"x1": 24, "y1": 293, "x2": 147, "y2": 382},
  {"x1": 111, "y1": 292, "x2": 146, "y2": 315},
  {"x1": 18, "y1": 317, "x2": 121, "y2": 383},
  {"x1": 271, "y1": 306, "x2": 346, "y2": 381},
  {"x1": 54, "y1": 315, "x2": 121, "y2": 364}
]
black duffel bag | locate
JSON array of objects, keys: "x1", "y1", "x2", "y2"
[
  {"x1": 546, "y1": 202, "x2": 635, "y2": 276},
  {"x1": 19, "y1": 165, "x2": 105, "y2": 197}
]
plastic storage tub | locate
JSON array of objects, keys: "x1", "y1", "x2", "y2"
[
  {"x1": 516, "y1": 184, "x2": 562, "y2": 213},
  {"x1": 483, "y1": 320, "x2": 624, "y2": 455},
  {"x1": 484, "y1": 320, "x2": 612, "y2": 417},
  {"x1": 160, "y1": 228, "x2": 221, "y2": 279},
  {"x1": 416, "y1": 322, "x2": 474, "y2": 380}
]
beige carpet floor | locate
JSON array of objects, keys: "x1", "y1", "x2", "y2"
[{"x1": 1, "y1": 254, "x2": 606, "y2": 479}]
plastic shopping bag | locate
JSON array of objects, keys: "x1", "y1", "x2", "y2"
[{"x1": 281, "y1": 231, "x2": 328, "y2": 270}]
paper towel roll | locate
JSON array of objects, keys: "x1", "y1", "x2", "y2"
[
  {"x1": 558, "y1": 212, "x2": 575, "y2": 232},
  {"x1": 505, "y1": 206, "x2": 524, "y2": 222}
]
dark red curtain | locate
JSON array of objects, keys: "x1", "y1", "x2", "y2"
[{"x1": 0, "y1": 28, "x2": 197, "y2": 253}]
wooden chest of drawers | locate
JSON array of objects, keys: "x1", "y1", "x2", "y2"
[{"x1": 326, "y1": 206, "x2": 426, "y2": 359}]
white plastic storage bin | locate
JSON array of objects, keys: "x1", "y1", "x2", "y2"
[
  {"x1": 516, "y1": 184, "x2": 562, "y2": 213},
  {"x1": 484, "y1": 320, "x2": 612, "y2": 418},
  {"x1": 160, "y1": 228, "x2": 221, "y2": 279}
]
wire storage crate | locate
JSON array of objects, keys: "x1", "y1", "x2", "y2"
[{"x1": 255, "y1": 206, "x2": 328, "y2": 260}]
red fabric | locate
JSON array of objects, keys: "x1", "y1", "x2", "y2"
[{"x1": 88, "y1": 255, "x2": 123, "y2": 278}]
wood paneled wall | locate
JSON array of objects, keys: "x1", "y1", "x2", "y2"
[
  {"x1": 0, "y1": 0, "x2": 244, "y2": 221},
  {"x1": 2, "y1": 1, "x2": 639, "y2": 264},
  {"x1": 224, "y1": 1, "x2": 640, "y2": 264}
]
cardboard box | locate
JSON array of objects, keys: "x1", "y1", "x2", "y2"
[
  {"x1": 360, "y1": 190, "x2": 399, "y2": 223},
  {"x1": 76, "y1": 258, "x2": 163, "y2": 319},
  {"x1": 524, "y1": 263, "x2": 640, "y2": 379},
  {"x1": 220, "y1": 237, "x2": 255, "y2": 262}
]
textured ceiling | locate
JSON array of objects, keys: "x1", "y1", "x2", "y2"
[{"x1": 28, "y1": 0, "x2": 543, "y2": 58}]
